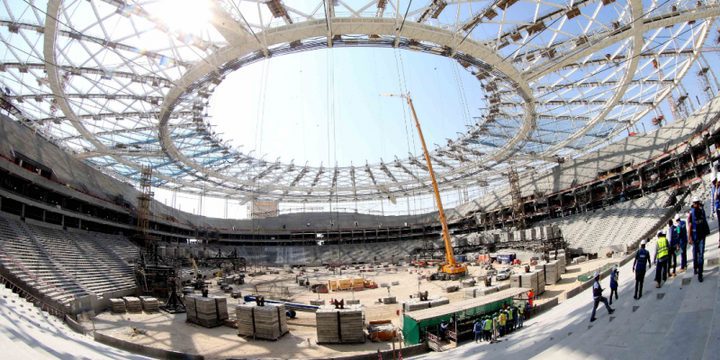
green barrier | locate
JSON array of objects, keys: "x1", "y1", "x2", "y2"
[{"x1": 577, "y1": 263, "x2": 616, "y2": 282}]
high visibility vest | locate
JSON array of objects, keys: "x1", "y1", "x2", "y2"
[
  {"x1": 484, "y1": 319, "x2": 492, "y2": 330},
  {"x1": 657, "y1": 236, "x2": 669, "y2": 259},
  {"x1": 507, "y1": 310, "x2": 513, "y2": 321}
]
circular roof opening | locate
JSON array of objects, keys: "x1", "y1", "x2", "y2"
[{"x1": 207, "y1": 47, "x2": 483, "y2": 167}]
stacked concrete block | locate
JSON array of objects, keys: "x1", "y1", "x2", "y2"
[{"x1": 236, "y1": 303, "x2": 288, "y2": 340}]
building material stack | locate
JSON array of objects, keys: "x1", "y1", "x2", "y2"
[
  {"x1": 236, "y1": 303, "x2": 288, "y2": 340},
  {"x1": 511, "y1": 271, "x2": 542, "y2": 294},
  {"x1": 185, "y1": 295, "x2": 229, "y2": 328},
  {"x1": 536, "y1": 260, "x2": 560, "y2": 285},
  {"x1": 316, "y1": 305, "x2": 366, "y2": 344},
  {"x1": 402, "y1": 297, "x2": 449, "y2": 311},
  {"x1": 110, "y1": 298, "x2": 126, "y2": 313},
  {"x1": 464, "y1": 286, "x2": 500, "y2": 299},
  {"x1": 556, "y1": 252, "x2": 567, "y2": 274},
  {"x1": 534, "y1": 269, "x2": 546, "y2": 294},
  {"x1": 139, "y1": 296, "x2": 159, "y2": 312},
  {"x1": 463, "y1": 287, "x2": 478, "y2": 299},
  {"x1": 123, "y1": 296, "x2": 142, "y2": 313}
]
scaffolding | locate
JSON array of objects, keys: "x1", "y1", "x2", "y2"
[
  {"x1": 508, "y1": 168, "x2": 525, "y2": 229},
  {"x1": 136, "y1": 166, "x2": 155, "y2": 250}
]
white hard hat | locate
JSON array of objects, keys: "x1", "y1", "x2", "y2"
[
  {"x1": 640, "y1": 240, "x2": 647, "y2": 246},
  {"x1": 593, "y1": 271, "x2": 599, "y2": 278},
  {"x1": 657, "y1": 230, "x2": 666, "y2": 236},
  {"x1": 692, "y1": 196, "x2": 701, "y2": 203},
  {"x1": 674, "y1": 214, "x2": 681, "y2": 221}
]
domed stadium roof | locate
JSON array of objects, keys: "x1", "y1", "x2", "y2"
[{"x1": 1, "y1": 0, "x2": 719, "y2": 203}]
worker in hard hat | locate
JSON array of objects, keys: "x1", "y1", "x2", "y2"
[
  {"x1": 633, "y1": 239, "x2": 652, "y2": 299},
  {"x1": 687, "y1": 196, "x2": 710, "y2": 282},
  {"x1": 674, "y1": 214, "x2": 688, "y2": 272},
  {"x1": 590, "y1": 271, "x2": 614, "y2": 322},
  {"x1": 654, "y1": 230, "x2": 670, "y2": 288},
  {"x1": 608, "y1": 264, "x2": 619, "y2": 305}
]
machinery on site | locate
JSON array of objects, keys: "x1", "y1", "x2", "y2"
[{"x1": 388, "y1": 94, "x2": 468, "y2": 280}]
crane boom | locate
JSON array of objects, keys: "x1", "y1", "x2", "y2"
[{"x1": 402, "y1": 95, "x2": 467, "y2": 277}]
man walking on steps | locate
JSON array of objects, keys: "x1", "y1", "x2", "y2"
[
  {"x1": 688, "y1": 196, "x2": 710, "y2": 282},
  {"x1": 675, "y1": 214, "x2": 688, "y2": 272},
  {"x1": 609, "y1": 264, "x2": 619, "y2": 305},
  {"x1": 668, "y1": 219, "x2": 679, "y2": 277},
  {"x1": 654, "y1": 230, "x2": 669, "y2": 288},
  {"x1": 590, "y1": 272, "x2": 614, "y2": 322},
  {"x1": 633, "y1": 240, "x2": 652, "y2": 299}
]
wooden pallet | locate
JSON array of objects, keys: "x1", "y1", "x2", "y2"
[
  {"x1": 185, "y1": 295, "x2": 228, "y2": 328},
  {"x1": 236, "y1": 303, "x2": 288, "y2": 340},
  {"x1": 122, "y1": 296, "x2": 142, "y2": 313},
  {"x1": 316, "y1": 305, "x2": 365, "y2": 344},
  {"x1": 139, "y1": 296, "x2": 159, "y2": 312},
  {"x1": 110, "y1": 298, "x2": 126, "y2": 313}
]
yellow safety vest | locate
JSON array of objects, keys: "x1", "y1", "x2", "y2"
[{"x1": 657, "y1": 236, "x2": 669, "y2": 259}]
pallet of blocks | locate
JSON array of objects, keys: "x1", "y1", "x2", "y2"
[
  {"x1": 110, "y1": 298, "x2": 126, "y2": 313},
  {"x1": 236, "y1": 303, "x2": 289, "y2": 340},
  {"x1": 511, "y1": 272, "x2": 541, "y2": 294},
  {"x1": 534, "y1": 269, "x2": 546, "y2": 293},
  {"x1": 463, "y1": 287, "x2": 478, "y2": 299},
  {"x1": 557, "y1": 254, "x2": 566, "y2": 274},
  {"x1": 139, "y1": 296, "x2": 159, "y2": 312},
  {"x1": 185, "y1": 295, "x2": 229, "y2": 328},
  {"x1": 123, "y1": 297, "x2": 142, "y2": 313},
  {"x1": 403, "y1": 300, "x2": 429, "y2": 312},
  {"x1": 316, "y1": 305, "x2": 366, "y2": 344},
  {"x1": 536, "y1": 260, "x2": 560, "y2": 285}
]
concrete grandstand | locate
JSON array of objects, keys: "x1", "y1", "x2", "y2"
[{"x1": 1, "y1": 0, "x2": 720, "y2": 359}]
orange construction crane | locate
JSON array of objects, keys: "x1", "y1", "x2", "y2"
[{"x1": 386, "y1": 93, "x2": 468, "y2": 278}]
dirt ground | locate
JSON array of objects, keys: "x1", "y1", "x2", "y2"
[{"x1": 92, "y1": 257, "x2": 618, "y2": 359}]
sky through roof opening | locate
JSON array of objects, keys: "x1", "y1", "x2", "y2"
[{"x1": 207, "y1": 47, "x2": 484, "y2": 168}]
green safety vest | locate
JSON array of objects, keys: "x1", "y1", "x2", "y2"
[
  {"x1": 657, "y1": 236, "x2": 669, "y2": 259},
  {"x1": 484, "y1": 319, "x2": 492, "y2": 330},
  {"x1": 507, "y1": 310, "x2": 513, "y2": 320}
]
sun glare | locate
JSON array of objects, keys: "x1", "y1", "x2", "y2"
[{"x1": 152, "y1": 0, "x2": 211, "y2": 35}]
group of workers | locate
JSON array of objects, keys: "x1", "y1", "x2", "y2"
[
  {"x1": 649, "y1": 195, "x2": 710, "y2": 290},
  {"x1": 472, "y1": 302, "x2": 526, "y2": 343},
  {"x1": 592, "y1": 195, "x2": 712, "y2": 322}
]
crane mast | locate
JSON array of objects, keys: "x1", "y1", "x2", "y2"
[{"x1": 401, "y1": 94, "x2": 467, "y2": 277}]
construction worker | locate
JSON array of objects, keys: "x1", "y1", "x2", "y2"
[
  {"x1": 654, "y1": 230, "x2": 669, "y2": 288},
  {"x1": 482, "y1": 316, "x2": 491, "y2": 341},
  {"x1": 473, "y1": 318, "x2": 483, "y2": 343},
  {"x1": 511, "y1": 305, "x2": 519, "y2": 331},
  {"x1": 492, "y1": 313, "x2": 500, "y2": 342},
  {"x1": 590, "y1": 271, "x2": 614, "y2": 322},
  {"x1": 498, "y1": 310, "x2": 507, "y2": 337},
  {"x1": 667, "y1": 219, "x2": 679, "y2": 277},
  {"x1": 506, "y1": 305, "x2": 514, "y2": 333},
  {"x1": 633, "y1": 239, "x2": 652, "y2": 299},
  {"x1": 675, "y1": 214, "x2": 688, "y2": 271},
  {"x1": 527, "y1": 289, "x2": 534, "y2": 308},
  {"x1": 439, "y1": 320, "x2": 449, "y2": 341},
  {"x1": 688, "y1": 196, "x2": 710, "y2": 282},
  {"x1": 608, "y1": 265, "x2": 619, "y2": 305},
  {"x1": 517, "y1": 303, "x2": 524, "y2": 328}
]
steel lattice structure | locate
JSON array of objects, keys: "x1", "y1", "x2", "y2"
[{"x1": 1, "y1": 0, "x2": 720, "y2": 203}]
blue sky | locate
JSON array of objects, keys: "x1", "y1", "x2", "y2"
[{"x1": 208, "y1": 46, "x2": 482, "y2": 167}]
